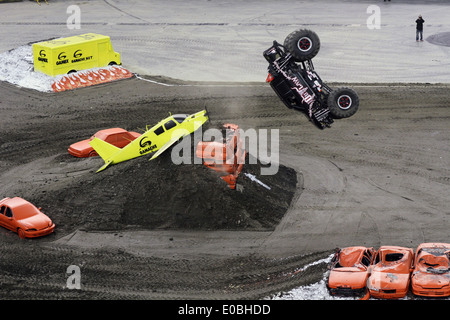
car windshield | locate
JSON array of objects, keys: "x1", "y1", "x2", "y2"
[
  {"x1": 384, "y1": 253, "x2": 404, "y2": 262},
  {"x1": 12, "y1": 202, "x2": 40, "y2": 219},
  {"x1": 93, "y1": 131, "x2": 109, "y2": 140},
  {"x1": 338, "y1": 248, "x2": 364, "y2": 267}
]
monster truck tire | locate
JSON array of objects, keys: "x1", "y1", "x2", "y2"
[
  {"x1": 284, "y1": 29, "x2": 320, "y2": 62},
  {"x1": 327, "y1": 87, "x2": 359, "y2": 119}
]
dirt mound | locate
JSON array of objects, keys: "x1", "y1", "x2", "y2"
[{"x1": 38, "y1": 134, "x2": 298, "y2": 235}]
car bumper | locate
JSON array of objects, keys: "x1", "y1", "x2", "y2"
[
  {"x1": 68, "y1": 148, "x2": 86, "y2": 158},
  {"x1": 411, "y1": 285, "x2": 450, "y2": 298},
  {"x1": 24, "y1": 224, "x2": 55, "y2": 238},
  {"x1": 328, "y1": 286, "x2": 367, "y2": 297},
  {"x1": 368, "y1": 287, "x2": 409, "y2": 299}
]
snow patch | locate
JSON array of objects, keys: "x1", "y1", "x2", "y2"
[
  {"x1": 269, "y1": 254, "x2": 356, "y2": 300},
  {"x1": 0, "y1": 44, "x2": 54, "y2": 92}
]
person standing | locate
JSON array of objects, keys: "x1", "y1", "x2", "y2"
[{"x1": 416, "y1": 15, "x2": 425, "y2": 41}]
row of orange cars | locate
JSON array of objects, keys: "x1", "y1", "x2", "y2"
[{"x1": 327, "y1": 243, "x2": 450, "y2": 299}]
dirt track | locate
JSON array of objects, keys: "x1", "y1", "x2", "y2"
[{"x1": 0, "y1": 77, "x2": 449, "y2": 299}]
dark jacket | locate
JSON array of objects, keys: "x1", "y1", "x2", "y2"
[{"x1": 416, "y1": 18, "x2": 425, "y2": 31}]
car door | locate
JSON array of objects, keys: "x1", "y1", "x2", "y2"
[
  {"x1": 0, "y1": 205, "x2": 7, "y2": 228},
  {"x1": 0, "y1": 205, "x2": 15, "y2": 231}
]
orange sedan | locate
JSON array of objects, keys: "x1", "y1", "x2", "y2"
[
  {"x1": 327, "y1": 246, "x2": 375, "y2": 297},
  {"x1": 411, "y1": 242, "x2": 450, "y2": 298},
  {"x1": 0, "y1": 197, "x2": 55, "y2": 239},
  {"x1": 367, "y1": 246, "x2": 414, "y2": 299},
  {"x1": 68, "y1": 128, "x2": 141, "y2": 158}
]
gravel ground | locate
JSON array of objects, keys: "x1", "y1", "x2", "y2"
[{"x1": 0, "y1": 77, "x2": 448, "y2": 299}]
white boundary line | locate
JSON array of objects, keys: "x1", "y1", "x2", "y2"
[
  {"x1": 134, "y1": 74, "x2": 176, "y2": 86},
  {"x1": 134, "y1": 73, "x2": 266, "y2": 87},
  {"x1": 134, "y1": 74, "x2": 450, "y2": 89}
]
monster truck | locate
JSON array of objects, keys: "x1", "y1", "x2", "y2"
[{"x1": 263, "y1": 29, "x2": 359, "y2": 129}]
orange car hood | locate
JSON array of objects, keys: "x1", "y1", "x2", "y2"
[
  {"x1": 368, "y1": 271, "x2": 410, "y2": 290},
  {"x1": 328, "y1": 268, "x2": 369, "y2": 289},
  {"x1": 18, "y1": 214, "x2": 51, "y2": 230},
  {"x1": 413, "y1": 272, "x2": 450, "y2": 289},
  {"x1": 413, "y1": 253, "x2": 450, "y2": 289}
]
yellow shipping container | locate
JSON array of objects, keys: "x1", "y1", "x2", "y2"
[{"x1": 33, "y1": 33, "x2": 121, "y2": 77}]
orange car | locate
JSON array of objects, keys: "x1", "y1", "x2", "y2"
[
  {"x1": 0, "y1": 197, "x2": 55, "y2": 239},
  {"x1": 327, "y1": 246, "x2": 375, "y2": 297},
  {"x1": 411, "y1": 242, "x2": 450, "y2": 298},
  {"x1": 367, "y1": 246, "x2": 414, "y2": 299},
  {"x1": 68, "y1": 128, "x2": 141, "y2": 157},
  {"x1": 196, "y1": 123, "x2": 246, "y2": 189}
]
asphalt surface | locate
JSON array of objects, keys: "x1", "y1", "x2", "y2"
[{"x1": 0, "y1": 0, "x2": 449, "y2": 83}]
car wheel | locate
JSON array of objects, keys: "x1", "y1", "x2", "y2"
[
  {"x1": 17, "y1": 228, "x2": 26, "y2": 239},
  {"x1": 284, "y1": 29, "x2": 320, "y2": 62},
  {"x1": 327, "y1": 87, "x2": 360, "y2": 119}
]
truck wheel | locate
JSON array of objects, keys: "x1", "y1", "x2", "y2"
[
  {"x1": 284, "y1": 29, "x2": 320, "y2": 62},
  {"x1": 327, "y1": 87, "x2": 359, "y2": 119}
]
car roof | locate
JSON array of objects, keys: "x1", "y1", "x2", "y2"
[
  {"x1": 172, "y1": 114, "x2": 188, "y2": 120},
  {"x1": 338, "y1": 247, "x2": 367, "y2": 266},
  {"x1": 2, "y1": 197, "x2": 29, "y2": 208},
  {"x1": 341, "y1": 246, "x2": 370, "y2": 252},
  {"x1": 1, "y1": 197, "x2": 40, "y2": 219},
  {"x1": 149, "y1": 114, "x2": 185, "y2": 128},
  {"x1": 94, "y1": 128, "x2": 128, "y2": 139},
  {"x1": 378, "y1": 245, "x2": 412, "y2": 252},
  {"x1": 416, "y1": 243, "x2": 450, "y2": 251}
]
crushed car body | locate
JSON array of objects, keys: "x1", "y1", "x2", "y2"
[
  {"x1": 263, "y1": 29, "x2": 359, "y2": 129},
  {"x1": 367, "y1": 246, "x2": 414, "y2": 299},
  {"x1": 196, "y1": 123, "x2": 246, "y2": 189},
  {"x1": 411, "y1": 242, "x2": 450, "y2": 298},
  {"x1": 327, "y1": 246, "x2": 375, "y2": 297}
]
